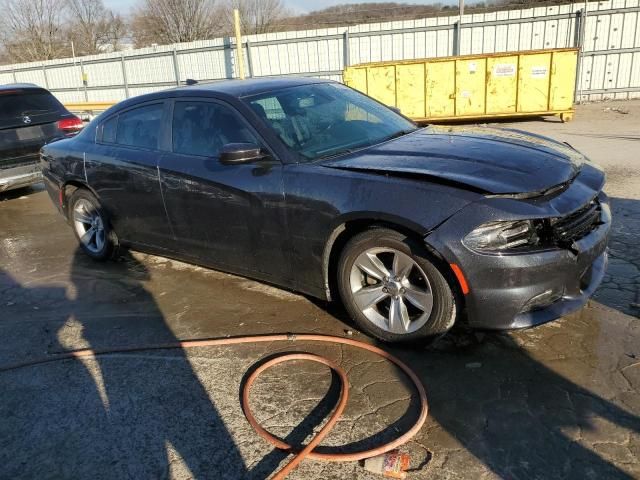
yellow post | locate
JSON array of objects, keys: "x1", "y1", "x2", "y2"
[{"x1": 233, "y1": 8, "x2": 246, "y2": 80}]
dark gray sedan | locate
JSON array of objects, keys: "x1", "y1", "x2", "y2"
[{"x1": 40, "y1": 77, "x2": 610, "y2": 343}]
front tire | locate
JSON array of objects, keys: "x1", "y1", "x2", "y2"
[
  {"x1": 68, "y1": 189, "x2": 118, "y2": 261},
  {"x1": 337, "y1": 228, "x2": 456, "y2": 344}
]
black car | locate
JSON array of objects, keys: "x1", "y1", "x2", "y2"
[
  {"x1": 0, "y1": 84, "x2": 83, "y2": 193},
  {"x1": 40, "y1": 78, "x2": 610, "y2": 343}
]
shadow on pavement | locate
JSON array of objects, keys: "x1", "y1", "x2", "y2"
[
  {"x1": 400, "y1": 326, "x2": 640, "y2": 479},
  {"x1": 1, "y1": 193, "x2": 638, "y2": 479},
  {"x1": 0, "y1": 250, "x2": 247, "y2": 479},
  {"x1": 594, "y1": 197, "x2": 640, "y2": 317}
]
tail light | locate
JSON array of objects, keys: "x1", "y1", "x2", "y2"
[{"x1": 57, "y1": 116, "x2": 84, "y2": 134}]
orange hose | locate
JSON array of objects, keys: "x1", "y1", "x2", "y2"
[{"x1": 0, "y1": 334, "x2": 429, "y2": 479}]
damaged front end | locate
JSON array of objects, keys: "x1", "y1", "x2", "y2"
[{"x1": 424, "y1": 161, "x2": 611, "y2": 330}]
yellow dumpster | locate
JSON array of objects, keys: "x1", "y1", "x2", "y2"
[{"x1": 343, "y1": 48, "x2": 577, "y2": 123}]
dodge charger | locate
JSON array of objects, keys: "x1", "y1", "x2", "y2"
[{"x1": 40, "y1": 78, "x2": 610, "y2": 343}]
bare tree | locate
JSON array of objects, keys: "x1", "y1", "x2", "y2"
[
  {"x1": 131, "y1": 0, "x2": 224, "y2": 47},
  {"x1": 225, "y1": 0, "x2": 288, "y2": 35},
  {"x1": 65, "y1": 0, "x2": 128, "y2": 55},
  {"x1": 0, "y1": 0, "x2": 67, "y2": 62}
]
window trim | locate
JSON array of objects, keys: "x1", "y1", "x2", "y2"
[
  {"x1": 98, "y1": 114, "x2": 119, "y2": 145},
  {"x1": 97, "y1": 100, "x2": 169, "y2": 152},
  {"x1": 168, "y1": 97, "x2": 278, "y2": 162}
]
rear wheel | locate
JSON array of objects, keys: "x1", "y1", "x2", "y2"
[
  {"x1": 68, "y1": 189, "x2": 118, "y2": 261},
  {"x1": 337, "y1": 228, "x2": 456, "y2": 344}
]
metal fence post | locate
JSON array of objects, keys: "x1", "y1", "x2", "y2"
[
  {"x1": 11, "y1": 68, "x2": 17, "y2": 83},
  {"x1": 245, "y1": 40, "x2": 254, "y2": 77},
  {"x1": 343, "y1": 30, "x2": 351, "y2": 67},
  {"x1": 42, "y1": 65, "x2": 50, "y2": 89},
  {"x1": 453, "y1": 21, "x2": 461, "y2": 56},
  {"x1": 574, "y1": 9, "x2": 586, "y2": 103},
  {"x1": 172, "y1": 49, "x2": 181, "y2": 86},
  {"x1": 121, "y1": 55, "x2": 130, "y2": 99},
  {"x1": 573, "y1": 9, "x2": 583, "y2": 47}
]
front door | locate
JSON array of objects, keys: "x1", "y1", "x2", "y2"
[{"x1": 159, "y1": 99, "x2": 290, "y2": 282}]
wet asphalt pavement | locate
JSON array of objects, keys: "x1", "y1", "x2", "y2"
[{"x1": 1, "y1": 103, "x2": 639, "y2": 479}]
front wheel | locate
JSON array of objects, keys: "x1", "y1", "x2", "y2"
[
  {"x1": 337, "y1": 229, "x2": 457, "y2": 344},
  {"x1": 68, "y1": 189, "x2": 118, "y2": 261}
]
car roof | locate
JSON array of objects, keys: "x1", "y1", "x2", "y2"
[
  {"x1": 108, "y1": 76, "x2": 335, "y2": 112},
  {"x1": 0, "y1": 83, "x2": 45, "y2": 92},
  {"x1": 173, "y1": 76, "x2": 333, "y2": 98}
]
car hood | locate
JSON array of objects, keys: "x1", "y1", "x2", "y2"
[{"x1": 321, "y1": 125, "x2": 587, "y2": 195}]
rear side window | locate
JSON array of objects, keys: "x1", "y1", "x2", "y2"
[
  {"x1": 116, "y1": 104, "x2": 163, "y2": 149},
  {"x1": 172, "y1": 101, "x2": 257, "y2": 158},
  {"x1": 0, "y1": 89, "x2": 63, "y2": 120},
  {"x1": 102, "y1": 116, "x2": 117, "y2": 143}
]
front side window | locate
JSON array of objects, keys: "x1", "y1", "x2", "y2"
[
  {"x1": 245, "y1": 83, "x2": 417, "y2": 161},
  {"x1": 172, "y1": 101, "x2": 257, "y2": 158},
  {"x1": 116, "y1": 103, "x2": 163, "y2": 149}
]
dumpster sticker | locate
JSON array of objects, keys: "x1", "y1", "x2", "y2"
[
  {"x1": 493, "y1": 63, "x2": 516, "y2": 77},
  {"x1": 468, "y1": 62, "x2": 477, "y2": 73},
  {"x1": 531, "y1": 66, "x2": 548, "y2": 78},
  {"x1": 461, "y1": 90, "x2": 471, "y2": 98}
]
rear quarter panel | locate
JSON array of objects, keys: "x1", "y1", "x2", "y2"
[{"x1": 40, "y1": 138, "x2": 87, "y2": 215}]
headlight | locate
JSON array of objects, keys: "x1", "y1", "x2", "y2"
[{"x1": 463, "y1": 220, "x2": 538, "y2": 253}]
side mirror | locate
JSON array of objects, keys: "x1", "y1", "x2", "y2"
[
  {"x1": 388, "y1": 106, "x2": 402, "y2": 114},
  {"x1": 219, "y1": 143, "x2": 266, "y2": 165}
]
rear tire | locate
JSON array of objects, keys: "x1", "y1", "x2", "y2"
[
  {"x1": 337, "y1": 228, "x2": 456, "y2": 344},
  {"x1": 68, "y1": 189, "x2": 118, "y2": 261}
]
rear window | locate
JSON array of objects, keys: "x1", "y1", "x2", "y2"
[
  {"x1": 102, "y1": 116, "x2": 117, "y2": 143},
  {"x1": 115, "y1": 104, "x2": 163, "y2": 150},
  {"x1": 0, "y1": 89, "x2": 63, "y2": 120}
]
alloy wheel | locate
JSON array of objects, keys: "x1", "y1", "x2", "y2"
[
  {"x1": 349, "y1": 247, "x2": 434, "y2": 334},
  {"x1": 72, "y1": 199, "x2": 106, "y2": 254}
]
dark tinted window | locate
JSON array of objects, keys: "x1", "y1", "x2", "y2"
[
  {"x1": 172, "y1": 101, "x2": 257, "y2": 158},
  {"x1": 116, "y1": 103, "x2": 163, "y2": 149},
  {"x1": 102, "y1": 116, "x2": 117, "y2": 143},
  {"x1": 0, "y1": 89, "x2": 63, "y2": 120}
]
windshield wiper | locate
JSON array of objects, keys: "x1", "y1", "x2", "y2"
[
  {"x1": 381, "y1": 129, "x2": 416, "y2": 142},
  {"x1": 317, "y1": 147, "x2": 356, "y2": 160}
]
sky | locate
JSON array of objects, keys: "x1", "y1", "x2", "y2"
[{"x1": 103, "y1": 0, "x2": 456, "y2": 15}]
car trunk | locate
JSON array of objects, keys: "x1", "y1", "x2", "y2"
[{"x1": 0, "y1": 89, "x2": 66, "y2": 170}]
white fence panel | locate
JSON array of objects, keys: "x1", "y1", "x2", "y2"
[{"x1": 1, "y1": 1, "x2": 639, "y2": 103}]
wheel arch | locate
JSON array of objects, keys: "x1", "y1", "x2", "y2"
[
  {"x1": 60, "y1": 179, "x2": 100, "y2": 219},
  {"x1": 321, "y1": 214, "x2": 459, "y2": 302}
]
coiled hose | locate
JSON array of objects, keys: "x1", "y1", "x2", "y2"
[{"x1": 1, "y1": 334, "x2": 428, "y2": 479}]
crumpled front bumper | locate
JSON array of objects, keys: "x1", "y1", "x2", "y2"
[
  {"x1": 426, "y1": 164, "x2": 611, "y2": 330},
  {"x1": 0, "y1": 163, "x2": 42, "y2": 192}
]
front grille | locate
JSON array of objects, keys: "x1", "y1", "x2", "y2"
[{"x1": 550, "y1": 198, "x2": 602, "y2": 244}]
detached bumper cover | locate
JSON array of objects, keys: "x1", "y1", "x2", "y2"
[
  {"x1": 427, "y1": 164, "x2": 611, "y2": 330},
  {"x1": 0, "y1": 162, "x2": 42, "y2": 192}
]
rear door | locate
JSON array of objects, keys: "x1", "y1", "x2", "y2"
[
  {"x1": 85, "y1": 101, "x2": 173, "y2": 249},
  {"x1": 158, "y1": 98, "x2": 290, "y2": 280},
  {"x1": 0, "y1": 88, "x2": 67, "y2": 170}
]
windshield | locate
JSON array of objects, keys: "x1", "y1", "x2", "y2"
[{"x1": 245, "y1": 83, "x2": 417, "y2": 161}]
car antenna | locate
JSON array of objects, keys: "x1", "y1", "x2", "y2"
[{"x1": 185, "y1": 79, "x2": 198, "y2": 86}]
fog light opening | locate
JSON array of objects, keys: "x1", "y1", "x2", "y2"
[{"x1": 521, "y1": 288, "x2": 564, "y2": 313}]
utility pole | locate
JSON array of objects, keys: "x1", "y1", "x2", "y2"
[{"x1": 234, "y1": 8, "x2": 246, "y2": 80}]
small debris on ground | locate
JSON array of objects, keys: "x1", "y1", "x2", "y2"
[{"x1": 466, "y1": 362, "x2": 482, "y2": 369}]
